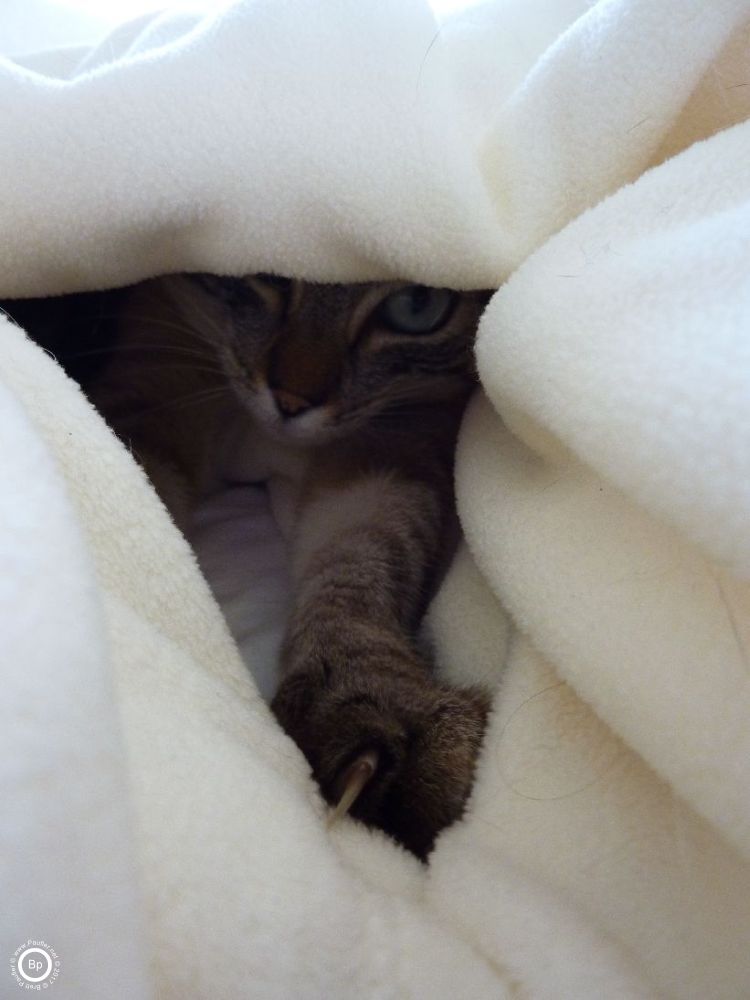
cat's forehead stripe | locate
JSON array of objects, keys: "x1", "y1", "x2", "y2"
[
  {"x1": 347, "y1": 284, "x2": 400, "y2": 341},
  {"x1": 283, "y1": 282, "x2": 386, "y2": 343}
]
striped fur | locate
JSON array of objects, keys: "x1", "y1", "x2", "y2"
[{"x1": 91, "y1": 274, "x2": 491, "y2": 858}]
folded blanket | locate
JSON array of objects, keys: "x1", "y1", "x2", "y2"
[{"x1": 2, "y1": 1, "x2": 750, "y2": 997}]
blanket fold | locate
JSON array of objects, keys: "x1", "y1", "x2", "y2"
[{"x1": 2, "y1": 1, "x2": 750, "y2": 996}]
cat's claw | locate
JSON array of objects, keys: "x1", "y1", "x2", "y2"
[
  {"x1": 272, "y1": 668, "x2": 490, "y2": 859},
  {"x1": 327, "y1": 748, "x2": 380, "y2": 826}
]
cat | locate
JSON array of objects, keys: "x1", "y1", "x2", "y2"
[{"x1": 10, "y1": 274, "x2": 492, "y2": 859}]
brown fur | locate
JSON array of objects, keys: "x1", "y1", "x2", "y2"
[{"x1": 85, "y1": 274, "x2": 491, "y2": 858}]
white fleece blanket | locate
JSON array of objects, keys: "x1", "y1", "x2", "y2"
[{"x1": 2, "y1": 1, "x2": 750, "y2": 997}]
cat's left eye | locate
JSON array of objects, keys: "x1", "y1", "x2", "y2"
[{"x1": 378, "y1": 286, "x2": 457, "y2": 334}]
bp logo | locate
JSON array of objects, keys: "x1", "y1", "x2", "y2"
[{"x1": 9, "y1": 940, "x2": 61, "y2": 990}]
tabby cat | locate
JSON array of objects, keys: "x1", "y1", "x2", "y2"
[{"x1": 84, "y1": 274, "x2": 491, "y2": 858}]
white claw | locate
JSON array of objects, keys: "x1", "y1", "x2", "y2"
[{"x1": 327, "y1": 749, "x2": 380, "y2": 827}]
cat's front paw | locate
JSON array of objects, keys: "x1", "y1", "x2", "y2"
[{"x1": 271, "y1": 661, "x2": 489, "y2": 859}]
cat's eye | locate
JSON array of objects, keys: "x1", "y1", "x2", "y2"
[{"x1": 378, "y1": 286, "x2": 457, "y2": 334}]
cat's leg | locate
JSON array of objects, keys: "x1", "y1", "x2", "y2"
[{"x1": 271, "y1": 457, "x2": 490, "y2": 859}]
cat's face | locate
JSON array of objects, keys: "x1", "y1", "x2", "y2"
[{"x1": 166, "y1": 274, "x2": 487, "y2": 445}]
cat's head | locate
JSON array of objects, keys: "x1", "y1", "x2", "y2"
[{"x1": 165, "y1": 273, "x2": 488, "y2": 445}]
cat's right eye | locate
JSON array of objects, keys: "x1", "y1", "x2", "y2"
[{"x1": 378, "y1": 286, "x2": 457, "y2": 335}]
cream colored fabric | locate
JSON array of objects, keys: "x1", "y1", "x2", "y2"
[{"x1": 2, "y1": 1, "x2": 750, "y2": 997}]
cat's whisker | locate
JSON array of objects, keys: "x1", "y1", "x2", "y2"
[
  {"x1": 121, "y1": 385, "x2": 229, "y2": 421},
  {"x1": 133, "y1": 362, "x2": 228, "y2": 378},
  {"x1": 338, "y1": 397, "x2": 416, "y2": 430},
  {"x1": 367, "y1": 381, "x2": 471, "y2": 425},
  {"x1": 84, "y1": 308, "x2": 224, "y2": 350},
  {"x1": 125, "y1": 312, "x2": 222, "y2": 348},
  {"x1": 327, "y1": 749, "x2": 380, "y2": 827},
  {"x1": 61, "y1": 342, "x2": 223, "y2": 368},
  {"x1": 57, "y1": 308, "x2": 217, "y2": 346},
  {"x1": 157, "y1": 280, "x2": 232, "y2": 344}
]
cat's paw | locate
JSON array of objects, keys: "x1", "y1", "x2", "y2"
[{"x1": 271, "y1": 663, "x2": 490, "y2": 859}]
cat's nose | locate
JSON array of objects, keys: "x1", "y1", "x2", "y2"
[{"x1": 272, "y1": 388, "x2": 312, "y2": 418}]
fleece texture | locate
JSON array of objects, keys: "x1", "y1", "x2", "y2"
[{"x1": 2, "y1": 1, "x2": 750, "y2": 997}]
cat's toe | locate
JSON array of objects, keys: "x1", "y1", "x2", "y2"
[
  {"x1": 273, "y1": 673, "x2": 412, "y2": 812},
  {"x1": 272, "y1": 672, "x2": 490, "y2": 859},
  {"x1": 374, "y1": 685, "x2": 490, "y2": 858}
]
